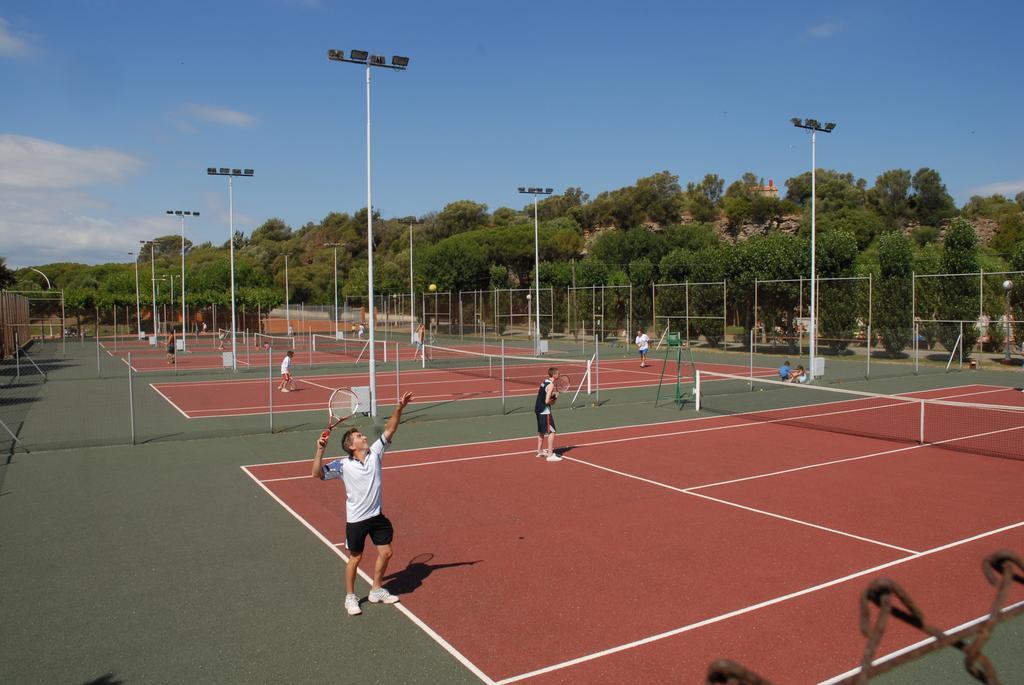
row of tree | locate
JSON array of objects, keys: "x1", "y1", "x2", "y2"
[{"x1": 6, "y1": 168, "x2": 1024, "y2": 355}]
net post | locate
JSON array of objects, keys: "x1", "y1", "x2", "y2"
[
  {"x1": 268, "y1": 345, "x2": 274, "y2": 433},
  {"x1": 594, "y1": 333, "x2": 600, "y2": 406},
  {"x1": 128, "y1": 352, "x2": 136, "y2": 445},
  {"x1": 749, "y1": 328, "x2": 754, "y2": 387},
  {"x1": 500, "y1": 339, "x2": 506, "y2": 415},
  {"x1": 914, "y1": 322, "x2": 919, "y2": 374},
  {"x1": 694, "y1": 370, "x2": 702, "y2": 411},
  {"x1": 918, "y1": 400, "x2": 925, "y2": 445},
  {"x1": 96, "y1": 324, "x2": 101, "y2": 377}
]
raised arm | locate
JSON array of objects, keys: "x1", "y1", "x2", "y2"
[
  {"x1": 311, "y1": 433, "x2": 330, "y2": 479},
  {"x1": 382, "y1": 392, "x2": 413, "y2": 442}
]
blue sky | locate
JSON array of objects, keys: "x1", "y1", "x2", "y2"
[{"x1": 1, "y1": 0, "x2": 1022, "y2": 267}]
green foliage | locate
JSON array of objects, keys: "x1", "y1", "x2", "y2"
[
  {"x1": 910, "y1": 225, "x2": 941, "y2": 246},
  {"x1": 868, "y1": 169, "x2": 912, "y2": 224},
  {"x1": 491, "y1": 207, "x2": 520, "y2": 227},
  {"x1": 537, "y1": 261, "x2": 572, "y2": 288},
  {"x1": 876, "y1": 232, "x2": 913, "y2": 355},
  {"x1": 817, "y1": 207, "x2": 887, "y2": 249},
  {"x1": 658, "y1": 249, "x2": 693, "y2": 282},
  {"x1": 250, "y1": 218, "x2": 292, "y2": 243},
  {"x1": 936, "y1": 218, "x2": 981, "y2": 352},
  {"x1": 628, "y1": 258, "x2": 655, "y2": 286},
  {"x1": 431, "y1": 200, "x2": 489, "y2": 241},
  {"x1": 911, "y1": 168, "x2": 956, "y2": 226},
  {"x1": 489, "y1": 265, "x2": 512, "y2": 289},
  {"x1": 0, "y1": 257, "x2": 15, "y2": 289},
  {"x1": 582, "y1": 171, "x2": 682, "y2": 229},
  {"x1": 575, "y1": 259, "x2": 609, "y2": 287},
  {"x1": 785, "y1": 169, "x2": 867, "y2": 213},
  {"x1": 589, "y1": 228, "x2": 665, "y2": 270}
]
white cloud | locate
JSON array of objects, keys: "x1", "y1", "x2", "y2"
[
  {"x1": 808, "y1": 22, "x2": 841, "y2": 39},
  {"x1": 967, "y1": 180, "x2": 1024, "y2": 198},
  {"x1": 0, "y1": 188, "x2": 168, "y2": 266},
  {"x1": 182, "y1": 103, "x2": 258, "y2": 127},
  {"x1": 0, "y1": 17, "x2": 33, "y2": 58},
  {"x1": 0, "y1": 134, "x2": 143, "y2": 189}
]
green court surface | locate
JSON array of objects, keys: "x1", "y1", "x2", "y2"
[{"x1": 1, "y1": 338, "x2": 1022, "y2": 683}]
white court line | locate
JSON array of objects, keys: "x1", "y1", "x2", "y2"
[
  {"x1": 238, "y1": 466, "x2": 495, "y2": 685},
  {"x1": 558, "y1": 454, "x2": 918, "y2": 554},
  {"x1": 819, "y1": 598, "x2": 1024, "y2": 684},
  {"x1": 147, "y1": 383, "x2": 190, "y2": 419},
  {"x1": 241, "y1": 384, "x2": 1009, "y2": 469},
  {"x1": 494, "y1": 520, "x2": 1024, "y2": 684}
]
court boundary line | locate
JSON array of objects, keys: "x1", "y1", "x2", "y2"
[
  {"x1": 238, "y1": 465, "x2": 496, "y2": 685},
  {"x1": 241, "y1": 384, "x2": 1012, "y2": 468},
  {"x1": 148, "y1": 383, "x2": 190, "y2": 419},
  {"x1": 493, "y1": 520, "x2": 1024, "y2": 684}
]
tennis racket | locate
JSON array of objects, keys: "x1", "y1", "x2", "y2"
[
  {"x1": 321, "y1": 388, "x2": 362, "y2": 439},
  {"x1": 554, "y1": 375, "x2": 571, "y2": 394}
]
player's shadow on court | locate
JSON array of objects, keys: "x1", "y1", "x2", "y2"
[{"x1": 384, "y1": 553, "x2": 480, "y2": 595}]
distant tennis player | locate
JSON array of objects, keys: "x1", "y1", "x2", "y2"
[
  {"x1": 217, "y1": 329, "x2": 227, "y2": 350},
  {"x1": 166, "y1": 332, "x2": 176, "y2": 365},
  {"x1": 535, "y1": 367, "x2": 562, "y2": 462},
  {"x1": 635, "y1": 329, "x2": 650, "y2": 368},
  {"x1": 414, "y1": 321, "x2": 426, "y2": 360},
  {"x1": 278, "y1": 350, "x2": 295, "y2": 392},
  {"x1": 312, "y1": 391, "x2": 414, "y2": 616}
]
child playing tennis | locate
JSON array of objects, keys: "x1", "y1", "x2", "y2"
[{"x1": 278, "y1": 350, "x2": 295, "y2": 392}]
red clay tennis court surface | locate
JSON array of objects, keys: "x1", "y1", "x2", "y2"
[
  {"x1": 242, "y1": 383, "x2": 1024, "y2": 683},
  {"x1": 101, "y1": 338, "x2": 538, "y2": 372},
  {"x1": 151, "y1": 360, "x2": 767, "y2": 418}
]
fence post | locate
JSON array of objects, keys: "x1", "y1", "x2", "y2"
[
  {"x1": 128, "y1": 353, "x2": 135, "y2": 445},
  {"x1": 268, "y1": 345, "x2": 274, "y2": 433},
  {"x1": 394, "y1": 341, "x2": 400, "y2": 402},
  {"x1": 866, "y1": 273, "x2": 872, "y2": 379},
  {"x1": 594, "y1": 333, "x2": 600, "y2": 406},
  {"x1": 500, "y1": 339, "x2": 506, "y2": 415}
]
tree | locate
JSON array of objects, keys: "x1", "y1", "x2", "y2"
[
  {"x1": 875, "y1": 232, "x2": 913, "y2": 356},
  {"x1": 432, "y1": 200, "x2": 489, "y2": 240},
  {"x1": 814, "y1": 230, "x2": 860, "y2": 353},
  {"x1": 250, "y1": 218, "x2": 292, "y2": 242},
  {"x1": 684, "y1": 174, "x2": 724, "y2": 222},
  {"x1": 868, "y1": 169, "x2": 912, "y2": 224},
  {"x1": 785, "y1": 169, "x2": 867, "y2": 213},
  {"x1": 816, "y1": 207, "x2": 887, "y2": 249},
  {"x1": 0, "y1": 256, "x2": 14, "y2": 289},
  {"x1": 910, "y1": 168, "x2": 956, "y2": 227},
  {"x1": 937, "y1": 218, "x2": 981, "y2": 353}
]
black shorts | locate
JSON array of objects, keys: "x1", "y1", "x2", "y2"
[
  {"x1": 345, "y1": 513, "x2": 393, "y2": 555},
  {"x1": 536, "y1": 412, "x2": 555, "y2": 436}
]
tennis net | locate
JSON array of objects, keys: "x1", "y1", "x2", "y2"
[
  {"x1": 423, "y1": 344, "x2": 594, "y2": 399},
  {"x1": 254, "y1": 332, "x2": 309, "y2": 349},
  {"x1": 694, "y1": 370, "x2": 1024, "y2": 461},
  {"x1": 312, "y1": 334, "x2": 392, "y2": 363}
]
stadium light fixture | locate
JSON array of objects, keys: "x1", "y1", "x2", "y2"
[
  {"x1": 327, "y1": 46, "x2": 410, "y2": 417},
  {"x1": 518, "y1": 186, "x2": 555, "y2": 354},
  {"x1": 206, "y1": 166, "x2": 255, "y2": 369},
  {"x1": 791, "y1": 116, "x2": 837, "y2": 381},
  {"x1": 166, "y1": 209, "x2": 199, "y2": 351}
]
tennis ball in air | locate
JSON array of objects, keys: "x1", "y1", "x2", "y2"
[{"x1": 428, "y1": 283, "x2": 437, "y2": 292}]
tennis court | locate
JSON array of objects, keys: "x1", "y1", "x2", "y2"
[
  {"x1": 241, "y1": 382, "x2": 1024, "y2": 683},
  {"x1": 150, "y1": 358, "x2": 772, "y2": 419}
]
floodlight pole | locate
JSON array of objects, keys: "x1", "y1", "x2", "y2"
[
  {"x1": 791, "y1": 118, "x2": 836, "y2": 381},
  {"x1": 129, "y1": 252, "x2": 141, "y2": 337},
  {"x1": 28, "y1": 268, "x2": 51, "y2": 289},
  {"x1": 328, "y1": 48, "x2": 409, "y2": 417},
  {"x1": 283, "y1": 253, "x2": 292, "y2": 331},
  {"x1": 409, "y1": 221, "x2": 416, "y2": 342},
  {"x1": 207, "y1": 168, "x2": 254, "y2": 370},
  {"x1": 518, "y1": 187, "x2": 553, "y2": 354},
  {"x1": 167, "y1": 210, "x2": 198, "y2": 350},
  {"x1": 148, "y1": 241, "x2": 157, "y2": 337}
]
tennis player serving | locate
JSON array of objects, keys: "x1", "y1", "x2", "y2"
[{"x1": 312, "y1": 391, "x2": 414, "y2": 616}]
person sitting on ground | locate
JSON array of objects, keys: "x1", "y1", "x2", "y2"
[
  {"x1": 787, "y1": 365, "x2": 808, "y2": 384},
  {"x1": 778, "y1": 360, "x2": 793, "y2": 381}
]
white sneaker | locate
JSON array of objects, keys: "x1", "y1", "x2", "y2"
[
  {"x1": 536, "y1": 452, "x2": 547, "y2": 458},
  {"x1": 546, "y1": 453, "x2": 563, "y2": 462},
  {"x1": 281, "y1": 388, "x2": 290, "y2": 393},
  {"x1": 344, "y1": 593, "x2": 361, "y2": 615},
  {"x1": 368, "y1": 587, "x2": 399, "y2": 604}
]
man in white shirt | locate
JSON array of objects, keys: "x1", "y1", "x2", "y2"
[
  {"x1": 312, "y1": 392, "x2": 414, "y2": 616},
  {"x1": 635, "y1": 329, "x2": 651, "y2": 368}
]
